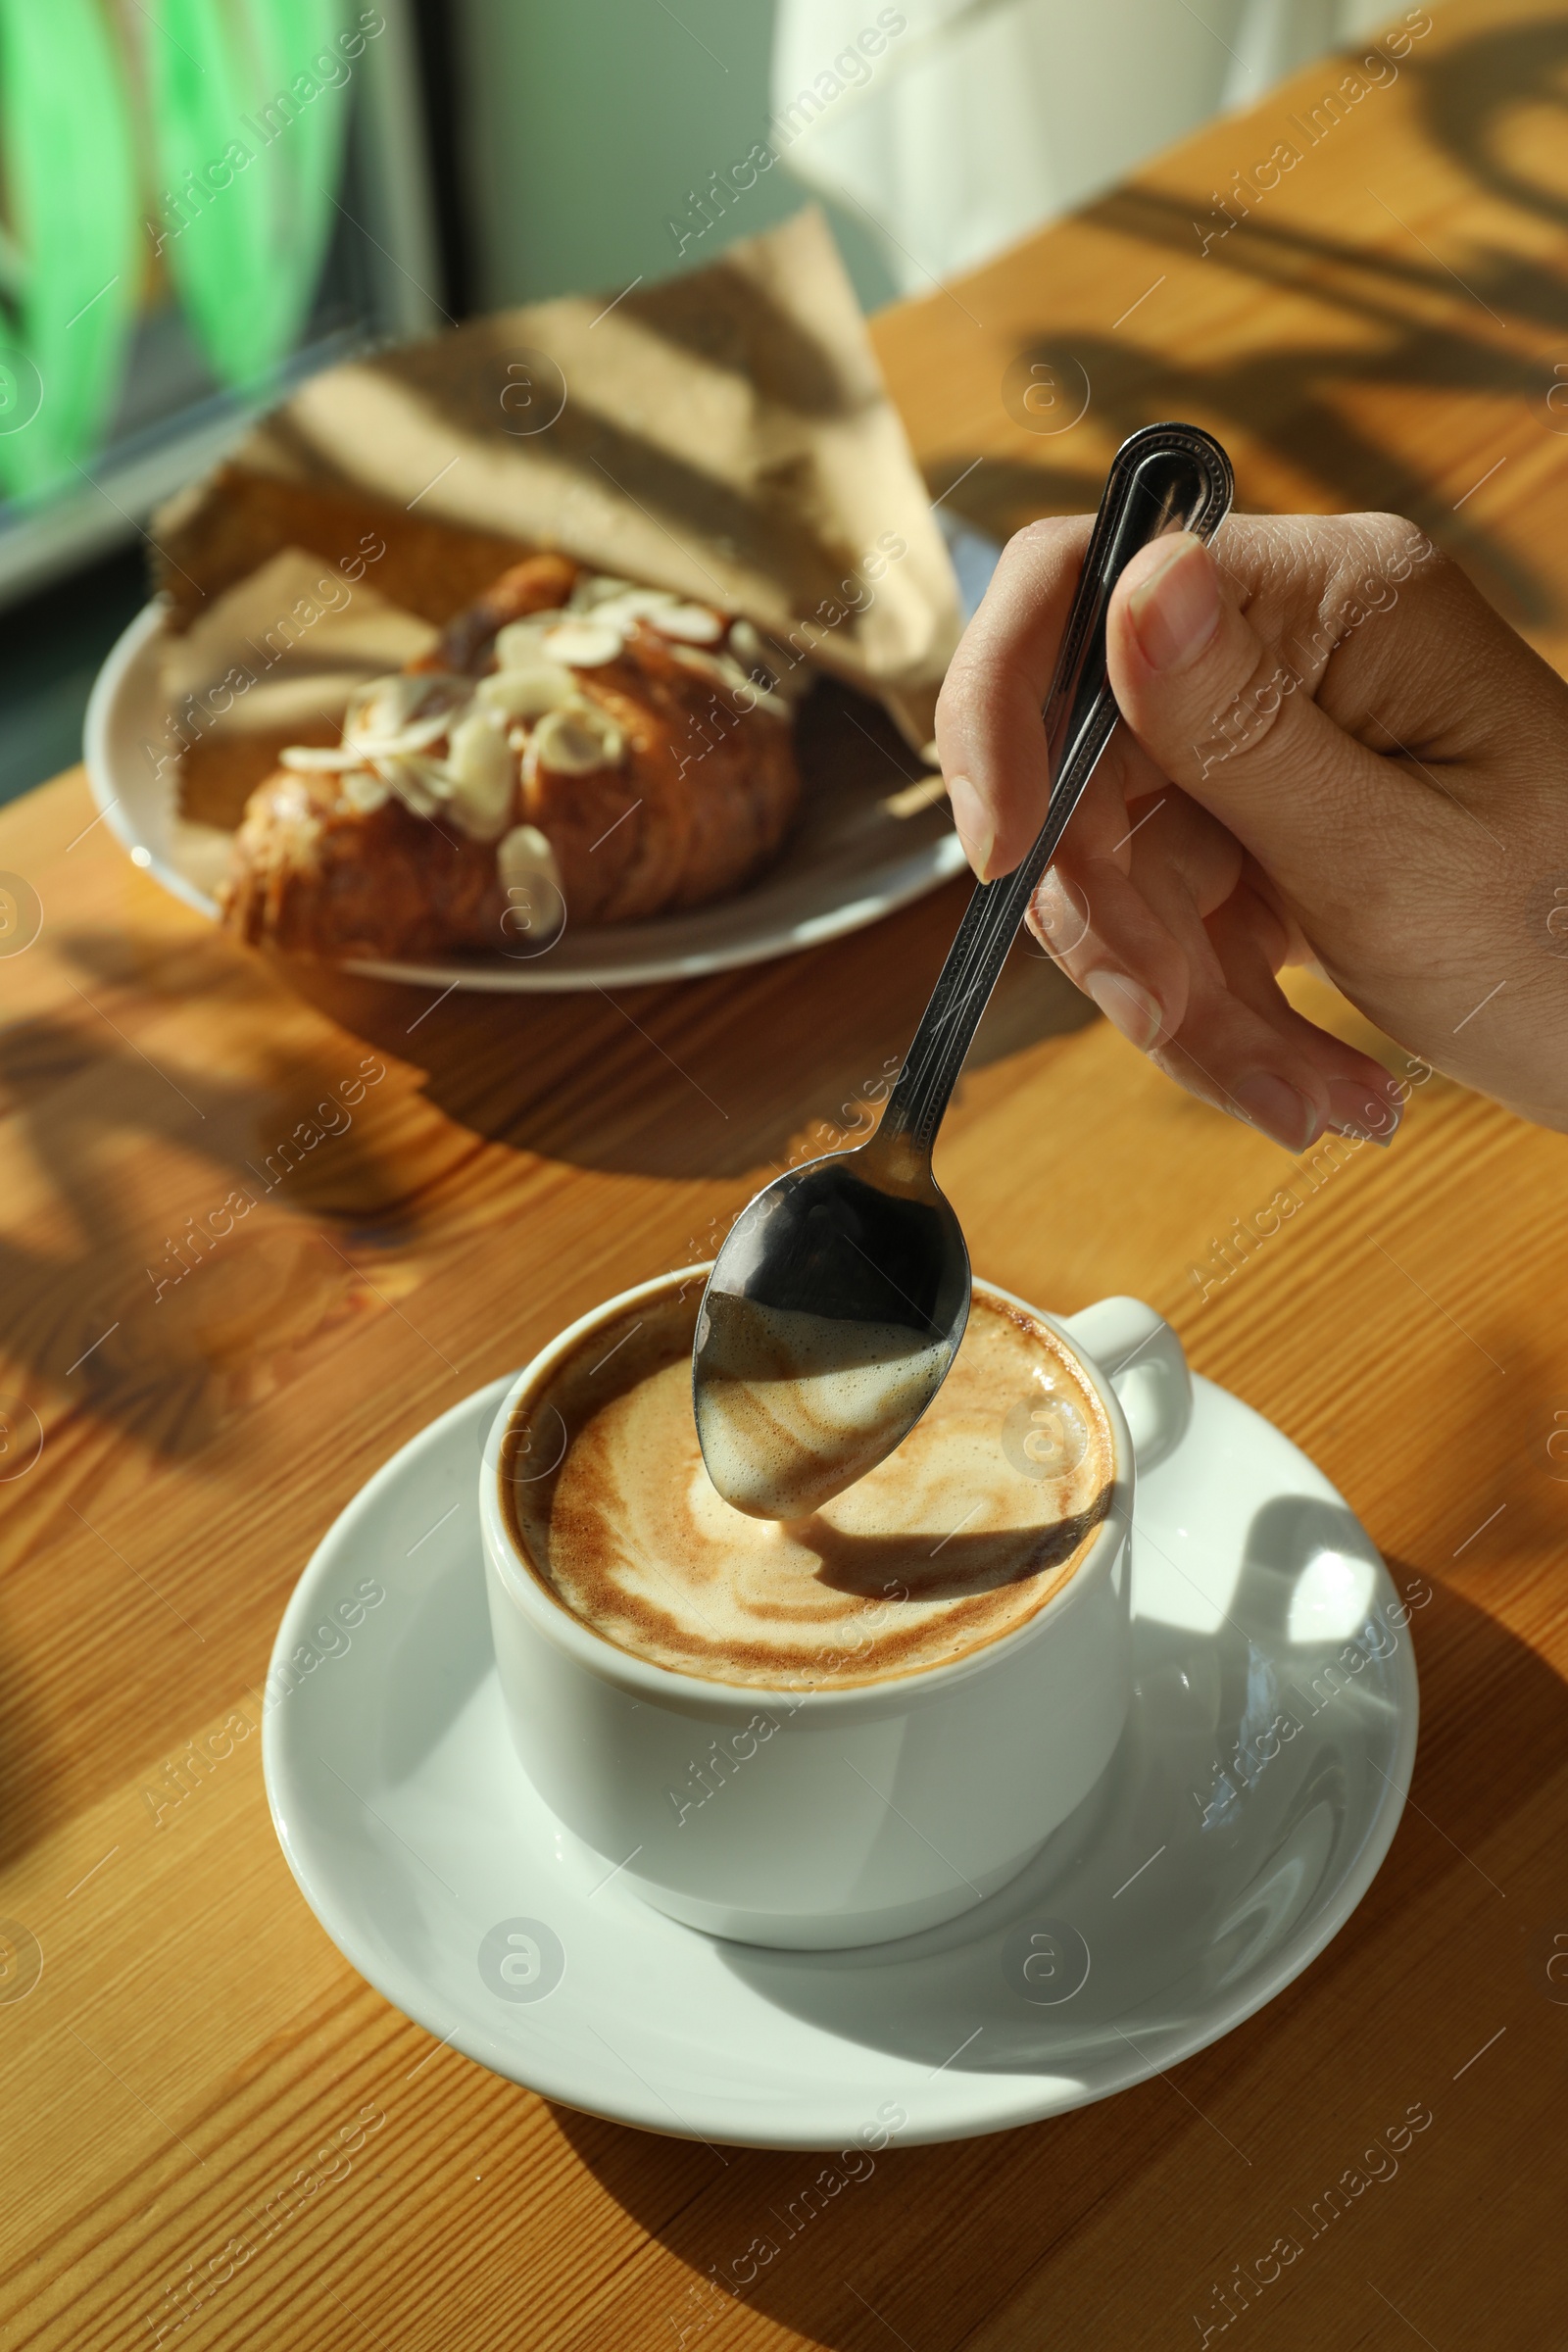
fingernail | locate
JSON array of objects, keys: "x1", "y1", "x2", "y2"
[
  {"x1": 1127, "y1": 535, "x2": 1221, "y2": 673},
  {"x1": 1233, "y1": 1073, "x2": 1318, "y2": 1152},
  {"x1": 1085, "y1": 969, "x2": 1162, "y2": 1051},
  {"x1": 946, "y1": 773, "x2": 994, "y2": 878},
  {"x1": 1326, "y1": 1077, "x2": 1401, "y2": 1147}
]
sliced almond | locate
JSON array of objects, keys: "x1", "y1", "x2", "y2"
[
  {"x1": 280, "y1": 745, "x2": 359, "y2": 772},
  {"x1": 352, "y1": 673, "x2": 423, "y2": 734},
  {"x1": 493, "y1": 615, "x2": 563, "y2": 670},
  {"x1": 497, "y1": 821, "x2": 562, "y2": 891},
  {"x1": 644, "y1": 602, "x2": 723, "y2": 644},
  {"x1": 496, "y1": 823, "x2": 566, "y2": 946},
  {"x1": 378, "y1": 754, "x2": 451, "y2": 819},
  {"x1": 354, "y1": 671, "x2": 466, "y2": 734},
  {"x1": 530, "y1": 704, "x2": 625, "y2": 775},
  {"x1": 475, "y1": 662, "x2": 581, "y2": 722},
  {"x1": 339, "y1": 771, "x2": 391, "y2": 814},
  {"x1": 669, "y1": 646, "x2": 789, "y2": 717},
  {"x1": 446, "y1": 711, "x2": 516, "y2": 840},
  {"x1": 589, "y1": 588, "x2": 683, "y2": 633},
  {"x1": 567, "y1": 573, "x2": 638, "y2": 612},
  {"x1": 540, "y1": 618, "x2": 626, "y2": 668},
  {"x1": 669, "y1": 645, "x2": 724, "y2": 682},
  {"x1": 345, "y1": 706, "x2": 456, "y2": 760}
]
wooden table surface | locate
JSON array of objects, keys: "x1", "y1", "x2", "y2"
[{"x1": 4, "y1": 0, "x2": 1567, "y2": 2341}]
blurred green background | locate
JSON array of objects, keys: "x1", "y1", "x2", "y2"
[{"x1": 456, "y1": 0, "x2": 900, "y2": 314}]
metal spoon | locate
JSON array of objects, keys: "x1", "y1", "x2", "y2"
[{"x1": 693, "y1": 420, "x2": 1235, "y2": 1519}]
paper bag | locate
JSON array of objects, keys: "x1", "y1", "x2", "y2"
[{"x1": 153, "y1": 208, "x2": 960, "y2": 757}]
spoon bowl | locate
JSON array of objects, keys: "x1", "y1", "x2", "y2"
[{"x1": 692, "y1": 1127, "x2": 969, "y2": 1519}]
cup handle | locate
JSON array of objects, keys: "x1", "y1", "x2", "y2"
[{"x1": 1059, "y1": 1296, "x2": 1192, "y2": 1472}]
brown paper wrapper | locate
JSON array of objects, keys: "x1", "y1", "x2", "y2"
[
  {"x1": 153, "y1": 208, "x2": 960, "y2": 769},
  {"x1": 164, "y1": 549, "x2": 440, "y2": 829}
]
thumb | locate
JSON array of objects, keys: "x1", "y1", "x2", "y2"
[{"x1": 1104, "y1": 531, "x2": 1386, "y2": 863}]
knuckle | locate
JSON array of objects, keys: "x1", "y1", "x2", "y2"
[
  {"x1": 991, "y1": 514, "x2": 1094, "y2": 608},
  {"x1": 1007, "y1": 514, "x2": 1089, "y2": 557},
  {"x1": 933, "y1": 668, "x2": 966, "y2": 730},
  {"x1": 1345, "y1": 510, "x2": 1440, "y2": 588},
  {"x1": 941, "y1": 611, "x2": 1009, "y2": 698},
  {"x1": 1193, "y1": 637, "x2": 1303, "y2": 769},
  {"x1": 936, "y1": 637, "x2": 1001, "y2": 729},
  {"x1": 1358, "y1": 508, "x2": 1423, "y2": 544},
  {"x1": 994, "y1": 639, "x2": 1054, "y2": 716}
]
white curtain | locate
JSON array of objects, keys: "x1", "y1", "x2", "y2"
[{"x1": 772, "y1": 0, "x2": 1391, "y2": 292}]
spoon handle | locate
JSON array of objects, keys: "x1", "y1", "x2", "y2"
[{"x1": 875, "y1": 421, "x2": 1234, "y2": 1163}]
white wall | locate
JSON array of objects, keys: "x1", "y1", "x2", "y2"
[{"x1": 455, "y1": 0, "x2": 901, "y2": 313}]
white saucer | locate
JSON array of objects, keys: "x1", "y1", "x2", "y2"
[
  {"x1": 82, "y1": 515, "x2": 999, "y2": 994},
  {"x1": 263, "y1": 1372, "x2": 1417, "y2": 2150}
]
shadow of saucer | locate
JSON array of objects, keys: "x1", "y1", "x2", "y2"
[
  {"x1": 244, "y1": 873, "x2": 1092, "y2": 1189},
  {"x1": 704, "y1": 1494, "x2": 1410, "y2": 2074},
  {"x1": 541, "y1": 1565, "x2": 1563, "y2": 2352}
]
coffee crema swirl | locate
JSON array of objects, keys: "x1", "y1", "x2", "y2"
[{"x1": 502, "y1": 1284, "x2": 1113, "y2": 1690}]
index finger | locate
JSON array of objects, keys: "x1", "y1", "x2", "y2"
[{"x1": 934, "y1": 514, "x2": 1093, "y2": 881}]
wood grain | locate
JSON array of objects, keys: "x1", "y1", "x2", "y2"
[{"x1": 4, "y1": 2, "x2": 1567, "y2": 2342}]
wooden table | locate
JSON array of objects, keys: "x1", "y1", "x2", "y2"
[{"x1": 4, "y1": 0, "x2": 1566, "y2": 2340}]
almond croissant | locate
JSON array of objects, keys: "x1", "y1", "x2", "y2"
[{"x1": 219, "y1": 554, "x2": 804, "y2": 961}]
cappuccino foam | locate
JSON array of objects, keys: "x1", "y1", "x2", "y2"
[{"x1": 503, "y1": 1283, "x2": 1113, "y2": 1690}]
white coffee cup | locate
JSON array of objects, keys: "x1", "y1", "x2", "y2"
[{"x1": 479, "y1": 1272, "x2": 1191, "y2": 1950}]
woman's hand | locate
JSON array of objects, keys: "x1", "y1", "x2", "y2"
[{"x1": 934, "y1": 511, "x2": 1568, "y2": 1145}]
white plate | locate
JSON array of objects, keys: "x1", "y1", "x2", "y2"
[
  {"x1": 82, "y1": 516, "x2": 1001, "y2": 992},
  {"x1": 262, "y1": 1370, "x2": 1417, "y2": 2150}
]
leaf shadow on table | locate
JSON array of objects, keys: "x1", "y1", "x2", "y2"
[
  {"x1": 244, "y1": 877, "x2": 1097, "y2": 1189},
  {"x1": 0, "y1": 944, "x2": 440, "y2": 1465},
  {"x1": 0, "y1": 893, "x2": 1089, "y2": 1486},
  {"x1": 543, "y1": 1562, "x2": 1560, "y2": 2351},
  {"x1": 937, "y1": 18, "x2": 1568, "y2": 634}
]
